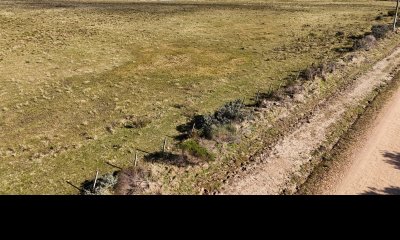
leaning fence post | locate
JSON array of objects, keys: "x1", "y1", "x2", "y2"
[
  {"x1": 92, "y1": 170, "x2": 99, "y2": 192},
  {"x1": 134, "y1": 151, "x2": 138, "y2": 167}
]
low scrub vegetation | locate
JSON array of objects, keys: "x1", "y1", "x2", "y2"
[
  {"x1": 81, "y1": 172, "x2": 118, "y2": 195},
  {"x1": 353, "y1": 34, "x2": 377, "y2": 50},
  {"x1": 371, "y1": 24, "x2": 391, "y2": 39},
  {"x1": 191, "y1": 100, "x2": 246, "y2": 140},
  {"x1": 114, "y1": 167, "x2": 150, "y2": 195},
  {"x1": 301, "y1": 62, "x2": 336, "y2": 81}
]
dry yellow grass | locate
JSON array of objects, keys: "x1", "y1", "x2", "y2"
[{"x1": 0, "y1": 0, "x2": 397, "y2": 194}]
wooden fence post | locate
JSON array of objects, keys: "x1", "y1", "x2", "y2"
[
  {"x1": 162, "y1": 137, "x2": 167, "y2": 153},
  {"x1": 92, "y1": 170, "x2": 99, "y2": 192},
  {"x1": 394, "y1": 0, "x2": 400, "y2": 31},
  {"x1": 134, "y1": 151, "x2": 138, "y2": 167}
]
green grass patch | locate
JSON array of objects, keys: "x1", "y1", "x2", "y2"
[{"x1": 179, "y1": 139, "x2": 215, "y2": 162}]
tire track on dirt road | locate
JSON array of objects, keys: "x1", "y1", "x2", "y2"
[{"x1": 328, "y1": 79, "x2": 400, "y2": 195}]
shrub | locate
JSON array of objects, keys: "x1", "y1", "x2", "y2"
[
  {"x1": 213, "y1": 99, "x2": 245, "y2": 124},
  {"x1": 371, "y1": 24, "x2": 390, "y2": 39},
  {"x1": 190, "y1": 115, "x2": 216, "y2": 139},
  {"x1": 179, "y1": 139, "x2": 215, "y2": 162},
  {"x1": 114, "y1": 167, "x2": 150, "y2": 195},
  {"x1": 302, "y1": 64, "x2": 319, "y2": 81},
  {"x1": 81, "y1": 173, "x2": 118, "y2": 195},
  {"x1": 352, "y1": 34, "x2": 376, "y2": 50},
  {"x1": 284, "y1": 84, "x2": 303, "y2": 97},
  {"x1": 190, "y1": 100, "x2": 245, "y2": 139}
]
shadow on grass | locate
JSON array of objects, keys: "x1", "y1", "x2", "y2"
[
  {"x1": 105, "y1": 161, "x2": 123, "y2": 170},
  {"x1": 175, "y1": 123, "x2": 193, "y2": 141},
  {"x1": 66, "y1": 180, "x2": 82, "y2": 192},
  {"x1": 144, "y1": 151, "x2": 194, "y2": 167},
  {"x1": 175, "y1": 114, "x2": 205, "y2": 141},
  {"x1": 6, "y1": 0, "x2": 302, "y2": 12},
  {"x1": 361, "y1": 186, "x2": 400, "y2": 195}
]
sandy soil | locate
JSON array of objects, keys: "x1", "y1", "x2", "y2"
[
  {"x1": 327, "y1": 82, "x2": 400, "y2": 195},
  {"x1": 221, "y1": 45, "x2": 400, "y2": 195}
]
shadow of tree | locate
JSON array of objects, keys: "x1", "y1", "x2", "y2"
[
  {"x1": 143, "y1": 151, "x2": 194, "y2": 167},
  {"x1": 361, "y1": 186, "x2": 400, "y2": 195},
  {"x1": 383, "y1": 151, "x2": 400, "y2": 170}
]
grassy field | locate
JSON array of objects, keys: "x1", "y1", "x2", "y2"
[{"x1": 0, "y1": 0, "x2": 397, "y2": 194}]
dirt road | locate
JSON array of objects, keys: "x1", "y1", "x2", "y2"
[
  {"x1": 328, "y1": 83, "x2": 400, "y2": 195},
  {"x1": 221, "y1": 45, "x2": 400, "y2": 195}
]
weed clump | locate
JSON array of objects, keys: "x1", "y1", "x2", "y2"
[
  {"x1": 179, "y1": 139, "x2": 215, "y2": 162},
  {"x1": 301, "y1": 62, "x2": 336, "y2": 81},
  {"x1": 284, "y1": 84, "x2": 304, "y2": 97},
  {"x1": 123, "y1": 118, "x2": 150, "y2": 129},
  {"x1": 121, "y1": 115, "x2": 151, "y2": 129}
]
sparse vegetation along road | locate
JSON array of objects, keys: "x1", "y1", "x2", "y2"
[
  {"x1": 220, "y1": 43, "x2": 400, "y2": 195},
  {"x1": 1, "y1": 0, "x2": 400, "y2": 194}
]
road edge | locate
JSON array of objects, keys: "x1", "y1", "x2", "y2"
[{"x1": 296, "y1": 69, "x2": 400, "y2": 195}]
